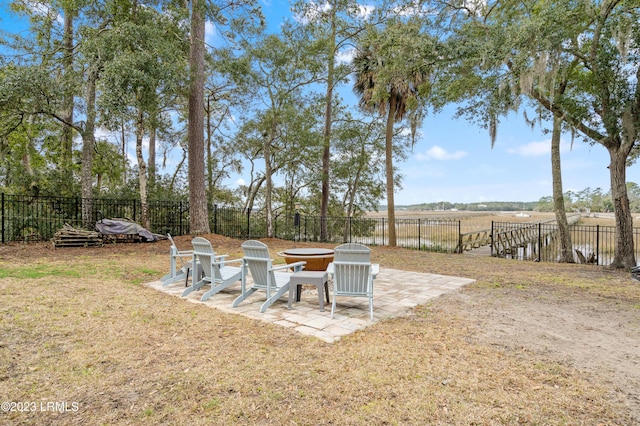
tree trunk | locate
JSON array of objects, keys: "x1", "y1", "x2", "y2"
[
  {"x1": 320, "y1": 5, "x2": 337, "y2": 242},
  {"x1": 187, "y1": 0, "x2": 210, "y2": 235},
  {"x1": 170, "y1": 148, "x2": 187, "y2": 193},
  {"x1": 121, "y1": 122, "x2": 127, "y2": 186},
  {"x1": 136, "y1": 109, "x2": 149, "y2": 229},
  {"x1": 385, "y1": 97, "x2": 397, "y2": 247},
  {"x1": 245, "y1": 176, "x2": 265, "y2": 214},
  {"x1": 551, "y1": 116, "x2": 574, "y2": 263},
  {"x1": 531, "y1": 94, "x2": 636, "y2": 269},
  {"x1": 264, "y1": 134, "x2": 274, "y2": 238},
  {"x1": 61, "y1": 7, "x2": 74, "y2": 194},
  {"x1": 320, "y1": 73, "x2": 333, "y2": 242},
  {"x1": 206, "y1": 95, "x2": 213, "y2": 206},
  {"x1": 148, "y1": 125, "x2": 156, "y2": 196},
  {"x1": 81, "y1": 66, "x2": 98, "y2": 230},
  {"x1": 608, "y1": 147, "x2": 636, "y2": 268}
]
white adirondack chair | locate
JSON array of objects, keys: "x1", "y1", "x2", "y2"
[
  {"x1": 232, "y1": 240, "x2": 306, "y2": 313},
  {"x1": 160, "y1": 234, "x2": 194, "y2": 286},
  {"x1": 182, "y1": 237, "x2": 243, "y2": 301},
  {"x1": 328, "y1": 243, "x2": 379, "y2": 321}
]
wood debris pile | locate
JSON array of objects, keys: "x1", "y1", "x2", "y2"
[{"x1": 52, "y1": 224, "x2": 103, "y2": 248}]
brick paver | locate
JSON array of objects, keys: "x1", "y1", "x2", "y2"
[{"x1": 146, "y1": 268, "x2": 475, "y2": 343}]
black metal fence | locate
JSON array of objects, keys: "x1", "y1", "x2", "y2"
[
  {"x1": 0, "y1": 194, "x2": 461, "y2": 252},
  {"x1": 277, "y1": 215, "x2": 461, "y2": 252},
  {"x1": 0, "y1": 194, "x2": 190, "y2": 243},
  {"x1": 2, "y1": 193, "x2": 638, "y2": 266}
]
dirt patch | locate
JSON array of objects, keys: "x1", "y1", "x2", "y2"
[
  {"x1": 373, "y1": 245, "x2": 640, "y2": 421},
  {"x1": 435, "y1": 285, "x2": 640, "y2": 420}
]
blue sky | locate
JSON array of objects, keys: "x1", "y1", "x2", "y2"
[
  {"x1": 397, "y1": 105, "x2": 620, "y2": 205},
  {"x1": 2, "y1": 2, "x2": 637, "y2": 206}
]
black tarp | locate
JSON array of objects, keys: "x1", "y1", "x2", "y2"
[{"x1": 95, "y1": 219, "x2": 158, "y2": 242}]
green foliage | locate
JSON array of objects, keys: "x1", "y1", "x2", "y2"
[
  {"x1": 97, "y1": 8, "x2": 187, "y2": 132},
  {"x1": 353, "y1": 17, "x2": 435, "y2": 125},
  {"x1": 329, "y1": 108, "x2": 387, "y2": 214},
  {"x1": 536, "y1": 184, "x2": 640, "y2": 213},
  {"x1": 0, "y1": 0, "x2": 403, "y2": 216}
]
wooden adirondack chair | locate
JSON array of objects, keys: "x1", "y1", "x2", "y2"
[
  {"x1": 232, "y1": 240, "x2": 306, "y2": 313},
  {"x1": 160, "y1": 234, "x2": 194, "y2": 286},
  {"x1": 182, "y1": 237, "x2": 243, "y2": 301},
  {"x1": 328, "y1": 243, "x2": 379, "y2": 321}
]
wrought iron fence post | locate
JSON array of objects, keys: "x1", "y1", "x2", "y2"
[
  {"x1": 213, "y1": 204, "x2": 218, "y2": 235},
  {"x1": 349, "y1": 216, "x2": 352, "y2": 243},
  {"x1": 304, "y1": 216, "x2": 308, "y2": 242},
  {"x1": 382, "y1": 218, "x2": 386, "y2": 246},
  {"x1": 1, "y1": 193, "x2": 4, "y2": 244},
  {"x1": 596, "y1": 224, "x2": 600, "y2": 266},
  {"x1": 247, "y1": 208, "x2": 251, "y2": 239},
  {"x1": 538, "y1": 223, "x2": 542, "y2": 262},
  {"x1": 490, "y1": 221, "x2": 494, "y2": 257},
  {"x1": 274, "y1": 212, "x2": 279, "y2": 238}
]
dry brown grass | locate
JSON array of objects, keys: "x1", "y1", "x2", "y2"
[{"x1": 0, "y1": 235, "x2": 638, "y2": 425}]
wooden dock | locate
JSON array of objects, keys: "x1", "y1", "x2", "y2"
[{"x1": 458, "y1": 214, "x2": 581, "y2": 259}]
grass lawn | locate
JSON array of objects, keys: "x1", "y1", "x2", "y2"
[{"x1": 1, "y1": 234, "x2": 638, "y2": 425}]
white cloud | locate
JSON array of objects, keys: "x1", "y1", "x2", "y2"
[
  {"x1": 416, "y1": 145, "x2": 467, "y2": 161},
  {"x1": 295, "y1": 2, "x2": 374, "y2": 25},
  {"x1": 236, "y1": 178, "x2": 246, "y2": 186},
  {"x1": 205, "y1": 21, "x2": 220, "y2": 46},
  {"x1": 507, "y1": 141, "x2": 549, "y2": 157},
  {"x1": 507, "y1": 138, "x2": 572, "y2": 157},
  {"x1": 356, "y1": 4, "x2": 375, "y2": 18},
  {"x1": 336, "y1": 47, "x2": 355, "y2": 65}
]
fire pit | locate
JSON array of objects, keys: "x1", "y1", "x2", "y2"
[{"x1": 277, "y1": 248, "x2": 335, "y2": 271}]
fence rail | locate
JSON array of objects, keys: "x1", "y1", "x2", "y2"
[
  {"x1": 490, "y1": 221, "x2": 638, "y2": 266},
  {"x1": 1, "y1": 194, "x2": 639, "y2": 266}
]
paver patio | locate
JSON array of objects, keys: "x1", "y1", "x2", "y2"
[{"x1": 146, "y1": 268, "x2": 475, "y2": 343}]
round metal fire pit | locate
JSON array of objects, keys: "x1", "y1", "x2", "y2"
[{"x1": 277, "y1": 248, "x2": 335, "y2": 271}]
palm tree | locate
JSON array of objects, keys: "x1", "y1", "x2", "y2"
[{"x1": 352, "y1": 20, "x2": 432, "y2": 246}]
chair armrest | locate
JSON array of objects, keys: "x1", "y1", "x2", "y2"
[
  {"x1": 272, "y1": 261, "x2": 306, "y2": 272},
  {"x1": 215, "y1": 257, "x2": 243, "y2": 267},
  {"x1": 326, "y1": 262, "x2": 334, "y2": 275},
  {"x1": 371, "y1": 263, "x2": 380, "y2": 278},
  {"x1": 191, "y1": 251, "x2": 231, "y2": 264}
]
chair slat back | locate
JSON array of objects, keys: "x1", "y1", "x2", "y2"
[
  {"x1": 167, "y1": 233, "x2": 181, "y2": 262},
  {"x1": 333, "y1": 243, "x2": 371, "y2": 295},
  {"x1": 241, "y1": 240, "x2": 274, "y2": 289},
  {"x1": 167, "y1": 233, "x2": 178, "y2": 250},
  {"x1": 192, "y1": 237, "x2": 219, "y2": 280}
]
